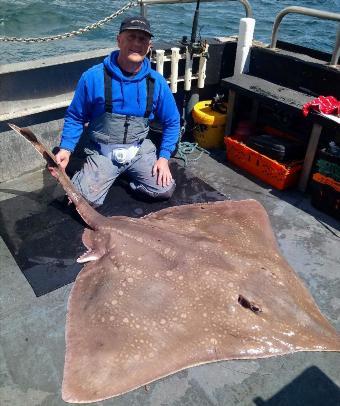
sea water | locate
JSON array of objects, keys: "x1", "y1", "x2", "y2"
[{"x1": 0, "y1": 0, "x2": 339, "y2": 65}]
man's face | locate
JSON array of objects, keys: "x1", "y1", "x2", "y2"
[{"x1": 117, "y1": 30, "x2": 152, "y2": 64}]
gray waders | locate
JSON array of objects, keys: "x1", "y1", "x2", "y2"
[{"x1": 72, "y1": 66, "x2": 175, "y2": 206}]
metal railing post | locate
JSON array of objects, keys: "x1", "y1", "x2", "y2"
[
  {"x1": 140, "y1": 3, "x2": 147, "y2": 17},
  {"x1": 270, "y1": 6, "x2": 340, "y2": 64},
  {"x1": 137, "y1": 0, "x2": 252, "y2": 18},
  {"x1": 330, "y1": 24, "x2": 340, "y2": 66}
]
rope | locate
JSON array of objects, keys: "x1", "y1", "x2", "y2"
[
  {"x1": 0, "y1": 1, "x2": 137, "y2": 43},
  {"x1": 176, "y1": 141, "x2": 210, "y2": 167}
]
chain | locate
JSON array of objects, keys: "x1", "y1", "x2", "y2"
[{"x1": 0, "y1": 1, "x2": 138, "y2": 43}]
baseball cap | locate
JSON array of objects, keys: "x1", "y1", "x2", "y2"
[{"x1": 119, "y1": 16, "x2": 153, "y2": 37}]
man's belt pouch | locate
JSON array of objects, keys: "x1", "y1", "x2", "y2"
[{"x1": 245, "y1": 134, "x2": 305, "y2": 162}]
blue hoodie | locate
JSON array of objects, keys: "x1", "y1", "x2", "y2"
[{"x1": 60, "y1": 50, "x2": 180, "y2": 159}]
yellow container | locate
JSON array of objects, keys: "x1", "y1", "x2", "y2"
[{"x1": 192, "y1": 100, "x2": 227, "y2": 148}]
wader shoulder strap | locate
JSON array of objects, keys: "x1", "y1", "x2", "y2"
[
  {"x1": 144, "y1": 75, "x2": 155, "y2": 118},
  {"x1": 104, "y1": 66, "x2": 113, "y2": 113},
  {"x1": 103, "y1": 67, "x2": 155, "y2": 116}
]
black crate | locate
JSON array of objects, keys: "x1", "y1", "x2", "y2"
[
  {"x1": 311, "y1": 179, "x2": 340, "y2": 220},
  {"x1": 245, "y1": 134, "x2": 305, "y2": 162}
]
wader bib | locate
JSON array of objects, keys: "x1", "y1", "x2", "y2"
[
  {"x1": 87, "y1": 66, "x2": 155, "y2": 163},
  {"x1": 71, "y1": 66, "x2": 175, "y2": 205}
]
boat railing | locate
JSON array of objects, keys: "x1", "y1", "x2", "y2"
[
  {"x1": 137, "y1": 0, "x2": 252, "y2": 18},
  {"x1": 270, "y1": 6, "x2": 340, "y2": 65}
]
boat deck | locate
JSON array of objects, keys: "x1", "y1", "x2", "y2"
[{"x1": 0, "y1": 150, "x2": 339, "y2": 406}]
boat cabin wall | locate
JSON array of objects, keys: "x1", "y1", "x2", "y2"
[{"x1": 249, "y1": 46, "x2": 340, "y2": 98}]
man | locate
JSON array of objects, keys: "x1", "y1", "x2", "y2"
[{"x1": 54, "y1": 16, "x2": 180, "y2": 206}]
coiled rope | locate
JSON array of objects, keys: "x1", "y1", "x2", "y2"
[
  {"x1": 0, "y1": 1, "x2": 137, "y2": 43},
  {"x1": 176, "y1": 141, "x2": 210, "y2": 167}
]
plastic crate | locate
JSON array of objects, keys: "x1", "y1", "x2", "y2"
[
  {"x1": 312, "y1": 173, "x2": 340, "y2": 192},
  {"x1": 316, "y1": 148, "x2": 340, "y2": 182},
  {"x1": 224, "y1": 136, "x2": 303, "y2": 190},
  {"x1": 311, "y1": 173, "x2": 340, "y2": 220},
  {"x1": 319, "y1": 147, "x2": 340, "y2": 165}
]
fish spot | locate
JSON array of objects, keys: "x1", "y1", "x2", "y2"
[
  {"x1": 111, "y1": 300, "x2": 118, "y2": 305},
  {"x1": 118, "y1": 290, "x2": 124, "y2": 296},
  {"x1": 178, "y1": 275, "x2": 184, "y2": 280},
  {"x1": 127, "y1": 277, "x2": 134, "y2": 283},
  {"x1": 101, "y1": 317, "x2": 105, "y2": 322},
  {"x1": 166, "y1": 271, "x2": 173, "y2": 277},
  {"x1": 110, "y1": 316, "x2": 115, "y2": 321},
  {"x1": 160, "y1": 319, "x2": 166, "y2": 325},
  {"x1": 123, "y1": 318, "x2": 129, "y2": 323},
  {"x1": 228, "y1": 305, "x2": 236, "y2": 313},
  {"x1": 180, "y1": 313, "x2": 187, "y2": 319},
  {"x1": 210, "y1": 338, "x2": 218, "y2": 345}
]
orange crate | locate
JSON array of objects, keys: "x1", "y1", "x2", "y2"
[
  {"x1": 311, "y1": 173, "x2": 339, "y2": 219},
  {"x1": 312, "y1": 173, "x2": 340, "y2": 192},
  {"x1": 224, "y1": 136, "x2": 303, "y2": 190}
]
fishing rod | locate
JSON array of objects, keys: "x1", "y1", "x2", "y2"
[
  {"x1": 190, "y1": 0, "x2": 201, "y2": 45},
  {"x1": 182, "y1": 0, "x2": 208, "y2": 57}
]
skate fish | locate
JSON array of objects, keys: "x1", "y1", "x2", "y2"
[{"x1": 9, "y1": 124, "x2": 340, "y2": 404}]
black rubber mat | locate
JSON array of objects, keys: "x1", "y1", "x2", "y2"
[{"x1": 0, "y1": 163, "x2": 225, "y2": 296}]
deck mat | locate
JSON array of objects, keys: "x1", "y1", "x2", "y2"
[{"x1": 0, "y1": 163, "x2": 225, "y2": 296}]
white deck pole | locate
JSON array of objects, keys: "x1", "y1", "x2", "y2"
[
  {"x1": 184, "y1": 48, "x2": 193, "y2": 91},
  {"x1": 234, "y1": 18, "x2": 255, "y2": 75},
  {"x1": 170, "y1": 47, "x2": 180, "y2": 93},
  {"x1": 155, "y1": 49, "x2": 165, "y2": 75},
  {"x1": 197, "y1": 44, "x2": 209, "y2": 88}
]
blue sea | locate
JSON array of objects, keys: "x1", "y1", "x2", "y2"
[{"x1": 0, "y1": 0, "x2": 339, "y2": 65}]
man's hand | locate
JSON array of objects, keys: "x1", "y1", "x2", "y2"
[
  {"x1": 152, "y1": 157, "x2": 173, "y2": 187},
  {"x1": 49, "y1": 149, "x2": 71, "y2": 178}
]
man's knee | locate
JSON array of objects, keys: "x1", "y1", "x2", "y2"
[
  {"x1": 71, "y1": 154, "x2": 118, "y2": 206},
  {"x1": 130, "y1": 181, "x2": 175, "y2": 200},
  {"x1": 155, "y1": 183, "x2": 175, "y2": 200}
]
